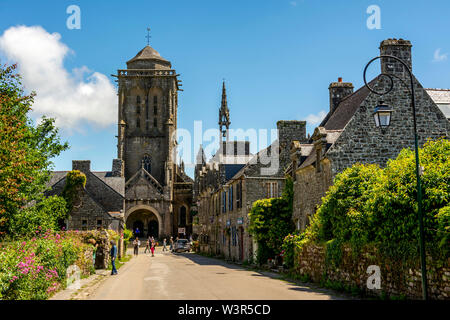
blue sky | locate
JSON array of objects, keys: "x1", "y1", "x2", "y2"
[{"x1": 1, "y1": 0, "x2": 449, "y2": 177}]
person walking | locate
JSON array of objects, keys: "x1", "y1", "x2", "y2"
[
  {"x1": 150, "y1": 239, "x2": 155, "y2": 257},
  {"x1": 144, "y1": 237, "x2": 150, "y2": 254},
  {"x1": 133, "y1": 237, "x2": 140, "y2": 256},
  {"x1": 110, "y1": 240, "x2": 118, "y2": 275},
  {"x1": 162, "y1": 238, "x2": 168, "y2": 252},
  {"x1": 169, "y1": 236, "x2": 174, "y2": 251}
]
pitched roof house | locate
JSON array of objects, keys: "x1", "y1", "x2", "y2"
[
  {"x1": 46, "y1": 160, "x2": 125, "y2": 232},
  {"x1": 290, "y1": 39, "x2": 450, "y2": 231}
]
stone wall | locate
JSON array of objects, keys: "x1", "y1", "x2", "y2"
[
  {"x1": 68, "y1": 187, "x2": 119, "y2": 232},
  {"x1": 292, "y1": 159, "x2": 332, "y2": 230},
  {"x1": 295, "y1": 243, "x2": 450, "y2": 300}
]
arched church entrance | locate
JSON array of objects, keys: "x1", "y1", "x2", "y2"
[
  {"x1": 126, "y1": 206, "x2": 162, "y2": 240},
  {"x1": 132, "y1": 220, "x2": 144, "y2": 238},
  {"x1": 148, "y1": 220, "x2": 159, "y2": 239}
]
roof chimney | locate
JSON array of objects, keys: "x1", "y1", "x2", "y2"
[
  {"x1": 72, "y1": 160, "x2": 91, "y2": 173},
  {"x1": 379, "y1": 38, "x2": 412, "y2": 78},
  {"x1": 329, "y1": 78, "x2": 354, "y2": 113}
]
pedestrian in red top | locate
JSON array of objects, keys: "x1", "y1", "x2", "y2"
[{"x1": 150, "y1": 240, "x2": 155, "y2": 257}]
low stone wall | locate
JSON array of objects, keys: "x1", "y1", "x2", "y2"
[{"x1": 294, "y1": 243, "x2": 450, "y2": 300}]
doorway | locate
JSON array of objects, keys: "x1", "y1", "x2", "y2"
[
  {"x1": 239, "y1": 227, "x2": 244, "y2": 261},
  {"x1": 148, "y1": 220, "x2": 159, "y2": 239},
  {"x1": 132, "y1": 220, "x2": 144, "y2": 238}
]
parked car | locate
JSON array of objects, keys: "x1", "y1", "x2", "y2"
[{"x1": 172, "y1": 239, "x2": 191, "y2": 253}]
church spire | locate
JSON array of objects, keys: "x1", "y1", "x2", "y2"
[{"x1": 218, "y1": 81, "x2": 231, "y2": 141}]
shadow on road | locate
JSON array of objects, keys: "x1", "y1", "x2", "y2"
[{"x1": 173, "y1": 252, "x2": 353, "y2": 300}]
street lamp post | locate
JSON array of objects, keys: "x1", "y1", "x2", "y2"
[{"x1": 363, "y1": 55, "x2": 428, "y2": 300}]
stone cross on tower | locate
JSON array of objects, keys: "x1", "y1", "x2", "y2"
[
  {"x1": 146, "y1": 27, "x2": 151, "y2": 46},
  {"x1": 218, "y1": 81, "x2": 231, "y2": 141}
]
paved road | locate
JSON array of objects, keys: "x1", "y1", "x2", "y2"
[{"x1": 88, "y1": 247, "x2": 346, "y2": 300}]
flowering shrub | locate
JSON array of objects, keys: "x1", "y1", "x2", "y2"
[{"x1": 0, "y1": 229, "x2": 92, "y2": 300}]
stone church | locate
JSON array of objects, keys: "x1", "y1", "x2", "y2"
[{"x1": 48, "y1": 43, "x2": 193, "y2": 239}]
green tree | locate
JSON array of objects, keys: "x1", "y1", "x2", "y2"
[
  {"x1": 304, "y1": 138, "x2": 450, "y2": 260},
  {"x1": 0, "y1": 64, "x2": 68, "y2": 236},
  {"x1": 248, "y1": 177, "x2": 295, "y2": 262}
]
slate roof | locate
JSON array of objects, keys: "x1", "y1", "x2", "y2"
[
  {"x1": 224, "y1": 164, "x2": 246, "y2": 181},
  {"x1": 298, "y1": 129, "x2": 343, "y2": 169},
  {"x1": 127, "y1": 45, "x2": 169, "y2": 64},
  {"x1": 426, "y1": 89, "x2": 450, "y2": 119},
  {"x1": 319, "y1": 76, "x2": 380, "y2": 130},
  {"x1": 91, "y1": 172, "x2": 125, "y2": 197},
  {"x1": 48, "y1": 171, "x2": 125, "y2": 197}
]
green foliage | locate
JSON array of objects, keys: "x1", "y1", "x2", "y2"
[
  {"x1": 281, "y1": 232, "x2": 304, "y2": 269},
  {"x1": 248, "y1": 177, "x2": 295, "y2": 261},
  {"x1": 9, "y1": 196, "x2": 68, "y2": 238},
  {"x1": 255, "y1": 241, "x2": 273, "y2": 265},
  {"x1": 304, "y1": 138, "x2": 450, "y2": 261},
  {"x1": 61, "y1": 170, "x2": 86, "y2": 211},
  {"x1": 0, "y1": 230, "x2": 90, "y2": 300},
  {"x1": 0, "y1": 64, "x2": 68, "y2": 236},
  {"x1": 324, "y1": 239, "x2": 343, "y2": 268},
  {"x1": 435, "y1": 206, "x2": 450, "y2": 256},
  {"x1": 122, "y1": 227, "x2": 133, "y2": 248}
]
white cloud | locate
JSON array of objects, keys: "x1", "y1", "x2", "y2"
[
  {"x1": 290, "y1": 1, "x2": 297, "y2": 6},
  {"x1": 0, "y1": 25, "x2": 116, "y2": 129},
  {"x1": 305, "y1": 110, "x2": 327, "y2": 125},
  {"x1": 433, "y1": 48, "x2": 448, "y2": 62}
]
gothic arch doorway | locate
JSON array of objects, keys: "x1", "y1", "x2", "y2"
[
  {"x1": 126, "y1": 205, "x2": 162, "y2": 240},
  {"x1": 148, "y1": 220, "x2": 159, "y2": 239},
  {"x1": 132, "y1": 220, "x2": 144, "y2": 238},
  {"x1": 179, "y1": 206, "x2": 187, "y2": 227}
]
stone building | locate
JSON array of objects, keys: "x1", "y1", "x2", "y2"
[
  {"x1": 115, "y1": 44, "x2": 193, "y2": 239},
  {"x1": 194, "y1": 82, "x2": 308, "y2": 262},
  {"x1": 48, "y1": 42, "x2": 193, "y2": 239},
  {"x1": 46, "y1": 160, "x2": 124, "y2": 232},
  {"x1": 289, "y1": 39, "x2": 450, "y2": 231}
]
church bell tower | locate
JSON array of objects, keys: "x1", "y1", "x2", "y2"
[{"x1": 116, "y1": 39, "x2": 182, "y2": 186}]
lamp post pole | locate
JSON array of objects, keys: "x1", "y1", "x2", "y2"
[{"x1": 363, "y1": 55, "x2": 428, "y2": 300}]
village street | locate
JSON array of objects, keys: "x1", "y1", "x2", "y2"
[{"x1": 86, "y1": 247, "x2": 348, "y2": 300}]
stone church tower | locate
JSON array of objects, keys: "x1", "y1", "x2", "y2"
[{"x1": 115, "y1": 42, "x2": 193, "y2": 240}]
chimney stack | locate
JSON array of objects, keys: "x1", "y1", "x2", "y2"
[
  {"x1": 111, "y1": 159, "x2": 123, "y2": 177},
  {"x1": 329, "y1": 78, "x2": 354, "y2": 113},
  {"x1": 72, "y1": 160, "x2": 91, "y2": 173},
  {"x1": 379, "y1": 38, "x2": 412, "y2": 78}
]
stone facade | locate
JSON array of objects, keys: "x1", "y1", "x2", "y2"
[
  {"x1": 48, "y1": 44, "x2": 193, "y2": 240},
  {"x1": 115, "y1": 45, "x2": 193, "y2": 239},
  {"x1": 291, "y1": 39, "x2": 450, "y2": 231},
  {"x1": 195, "y1": 118, "x2": 308, "y2": 262},
  {"x1": 47, "y1": 160, "x2": 125, "y2": 233}
]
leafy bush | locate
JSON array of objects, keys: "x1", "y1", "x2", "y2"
[
  {"x1": 281, "y1": 232, "x2": 304, "y2": 269},
  {"x1": 122, "y1": 228, "x2": 133, "y2": 248},
  {"x1": 0, "y1": 230, "x2": 90, "y2": 300},
  {"x1": 8, "y1": 196, "x2": 68, "y2": 238},
  {"x1": 249, "y1": 177, "x2": 295, "y2": 262},
  {"x1": 302, "y1": 138, "x2": 450, "y2": 261}
]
